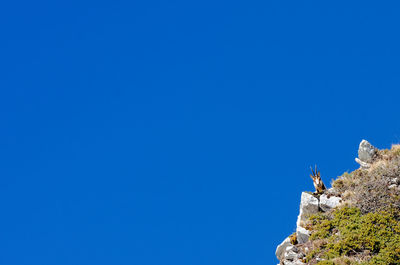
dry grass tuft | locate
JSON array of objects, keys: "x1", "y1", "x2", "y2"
[{"x1": 331, "y1": 144, "x2": 400, "y2": 213}]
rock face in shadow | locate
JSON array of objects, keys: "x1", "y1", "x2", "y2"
[
  {"x1": 296, "y1": 192, "x2": 319, "y2": 228},
  {"x1": 275, "y1": 238, "x2": 291, "y2": 261}
]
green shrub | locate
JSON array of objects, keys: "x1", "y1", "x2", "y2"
[
  {"x1": 305, "y1": 144, "x2": 400, "y2": 264},
  {"x1": 317, "y1": 261, "x2": 335, "y2": 265},
  {"x1": 308, "y1": 207, "x2": 400, "y2": 264}
]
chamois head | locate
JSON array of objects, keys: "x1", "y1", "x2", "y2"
[{"x1": 310, "y1": 165, "x2": 320, "y2": 180}]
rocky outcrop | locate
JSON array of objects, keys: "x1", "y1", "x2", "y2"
[
  {"x1": 296, "y1": 192, "x2": 319, "y2": 228},
  {"x1": 296, "y1": 227, "x2": 310, "y2": 245},
  {"x1": 275, "y1": 140, "x2": 400, "y2": 264},
  {"x1": 294, "y1": 192, "x2": 319, "y2": 247},
  {"x1": 319, "y1": 194, "x2": 342, "y2": 212},
  {"x1": 276, "y1": 238, "x2": 292, "y2": 261},
  {"x1": 276, "y1": 181, "x2": 342, "y2": 263},
  {"x1": 355, "y1": 139, "x2": 378, "y2": 168},
  {"x1": 275, "y1": 238, "x2": 305, "y2": 265}
]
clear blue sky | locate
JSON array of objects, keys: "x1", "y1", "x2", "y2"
[{"x1": 1, "y1": 1, "x2": 400, "y2": 264}]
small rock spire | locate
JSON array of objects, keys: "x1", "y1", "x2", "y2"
[{"x1": 355, "y1": 139, "x2": 378, "y2": 168}]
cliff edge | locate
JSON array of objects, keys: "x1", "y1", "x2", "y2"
[{"x1": 276, "y1": 140, "x2": 400, "y2": 265}]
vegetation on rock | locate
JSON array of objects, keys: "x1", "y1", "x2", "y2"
[{"x1": 303, "y1": 144, "x2": 400, "y2": 265}]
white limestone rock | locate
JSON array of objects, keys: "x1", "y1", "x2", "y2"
[
  {"x1": 355, "y1": 157, "x2": 371, "y2": 168},
  {"x1": 319, "y1": 194, "x2": 342, "y2": 212},
  {"x1": 390, "y1": 177, "x2": 399, "y2": 184},
  {"x1": 358, "y1": 140, "x2": 377, "y2": 163},
  {"x1": 296, "y1": 226, "x2": 310, "y2": 244},
  {"x1": 284, "y1": 250, "x2": 298, "y2": 261},
  {"x1": 296, "y1": 192, "x2": 319, "y2": 228},
  {"x1": 275, "y1": 237, "x2": 292, "y2": 260},
  {"x1": 283, "y1": 260, "x2": 305, "y2": 265},
  {"x1": 284, "y1": 246, "x2": 299, "y2": 261}
]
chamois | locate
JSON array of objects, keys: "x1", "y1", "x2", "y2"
[{"x1": 310, "y1": 165, "x2": 326, "y2": 194}]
